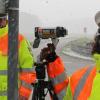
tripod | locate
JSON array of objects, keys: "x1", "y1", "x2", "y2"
[{"x1": 31, "y1": 62, "x2": 58, "y2": 100}]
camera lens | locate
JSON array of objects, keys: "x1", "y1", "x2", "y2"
[{"x1": 56, "y1": 27, "x2": 67, "y2": 37}]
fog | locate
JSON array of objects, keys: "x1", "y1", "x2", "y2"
[{"x1": 19, "y1": 0, "x2": 100, "y2": 41}]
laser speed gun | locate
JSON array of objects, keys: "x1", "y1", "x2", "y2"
[{"x1": 33, "y1": 26, "x2": 68, "y2": 48}]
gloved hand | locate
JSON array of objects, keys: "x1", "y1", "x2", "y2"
[
  {"x1": 46, "y1": 52, "x2": 57, "y2": 62},
  {"x1": 40, "y1": 43, "x2": 57, "y2": 62}
]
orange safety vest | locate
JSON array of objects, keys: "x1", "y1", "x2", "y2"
[
  {"x1": 70, "y1": 66, "x2": 96, "y2": 100},
  {"x1": 0, "y1": 34, "x2": 36, "y2": 98},
  {"x1": 47, "y1": 56, "x2": 69, "y2": 99}
]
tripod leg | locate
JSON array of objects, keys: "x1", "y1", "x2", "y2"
[
  {"x1": 32, "y1": 85, "x2": 38, "y2": 100},
  {"x1": 31, "y1": 81, "x2": 46, "y2": 100},
  {"x1": 48, "y1": 89, "x2": 58, "y2": 100},
  {"x1": 38, "y1": 89, "x2": 45, "y2": 100}
]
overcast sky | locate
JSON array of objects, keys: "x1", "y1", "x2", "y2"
[
  {"x1": 20, "y1": 0, "x2": 100, "y2": 24},
  {"x1": 19, "y1": 0, "x2": 100, "y2": 39}
]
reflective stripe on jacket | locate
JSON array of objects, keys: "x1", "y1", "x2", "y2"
[
  {"x1": 47, "y1": 56, "x2": 69, "y2": 100},
  {"x1": 19, "y1": 72, "x2": 36, "y2": 97},
  {"x1": 64, "y1": 66, "x2": 96, "y2": 100},
  {"x1": 0, "y1": 34, "x2": 35, "y2": 99}
]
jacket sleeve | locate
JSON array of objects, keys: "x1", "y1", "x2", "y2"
[
  {"x1": 47, "y1": 56, "x2": 69, "y2": 99},
  {"x1": 18, "y1": 38, "x2": 36, "y2": 99},
  {"x1": 19, "y1": 39, "x2": 35, "y2": 70}
]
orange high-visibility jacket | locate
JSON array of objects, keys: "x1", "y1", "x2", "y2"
[
  {"x1": 47, "y1": 56, "x2": 69, "y2": 99},
  {"x1": 0, "y1": 34, "x2": 36, "y2": 99}
]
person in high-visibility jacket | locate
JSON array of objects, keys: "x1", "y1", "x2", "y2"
[
  {"x1": 40, "y1": 43, "x2": 69, "y2": 100},
  {"x1": 0, "y1": 13, "x2": 36, "y2": 100},
  {"x1": 63, "y1": 11, "x2": 100, "y2": 100}
]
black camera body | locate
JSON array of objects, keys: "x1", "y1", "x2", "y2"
[{"x1": 33, "y1": 27, "x2": 68, "y2": 48}]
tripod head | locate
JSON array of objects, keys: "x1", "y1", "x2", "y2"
[{"x1": 34, "y1": 62, "x2": 47, "y2": 80}]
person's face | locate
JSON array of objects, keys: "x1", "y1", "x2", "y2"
[{"x1": 0, "y1": 18, "x2": 7, "y2": 28}]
